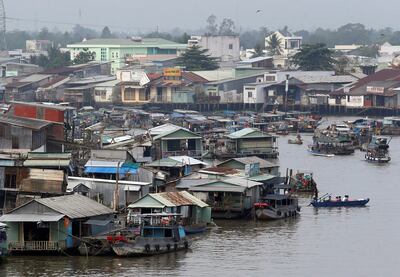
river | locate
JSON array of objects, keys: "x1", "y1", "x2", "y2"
[{"x1": 1, "y1": 117, "x2": 399, "y2": 276}]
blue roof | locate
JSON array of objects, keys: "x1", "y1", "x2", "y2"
[{"x1": 84, "y1": 162, "x2": 138, "y2": 175}]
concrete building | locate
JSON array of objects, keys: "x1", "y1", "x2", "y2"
[
  {"x1": 188, "y1": 35, "x2": 240, "y2": 68},
  {"x1": 265, "y1": 31, "x2": 302, "y2": 57},
  {"x1": 67, "y1": 38, "x2": 187, "y2": 74}
]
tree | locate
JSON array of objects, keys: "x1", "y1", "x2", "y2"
[
  {"x1": 251, "y1": 44, "x2": 265, "y2": 58},
  {"x1": 73, "y1": 48, "x2": 95, "y2": 64},
  {"x1": 290, "y1": 43, "x2": 336, "y2": 71},
  {"x1": 101, "y1": 26, "x2": 113, "y2": 38},
  {"x1": 31, "y1": 47, "x2": 71, "y2": 69},
  {"x1": 176, "y1": 45, "x2": 219, "y2": 71},
  {"x1": 206, "y1": 15, "x2": 218, "y2": 35},
  {"x1": 219, "y1": 18, "x2": 236, "y2": 35},
  {"x1": 334, "y1": 56, "x2": 351, "y2": 74},
  {"x1": 266, "y1": 33, "x2": 283, "y2": 56}
]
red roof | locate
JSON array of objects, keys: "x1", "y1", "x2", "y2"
[
  {"x1": 147, "y1": 73, "x2": 162, "y2": 81},
  {"x1": 182, "y1": 72, "x2": 209, "y2": 83},
  {"x1": 351, "y1": 69, "x2": 400, "y2": 90}
]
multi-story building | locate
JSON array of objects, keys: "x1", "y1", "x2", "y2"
[
  {"x1": 67, "y1": 38, "x2": 187, "y2": 74},
  {"x1": 188, "y1": 35, "x2": 240, "y2": 68}
]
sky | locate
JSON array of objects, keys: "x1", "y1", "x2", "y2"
[{"x1": 4, "y1": 0, "x2": 400, "y2": 33}]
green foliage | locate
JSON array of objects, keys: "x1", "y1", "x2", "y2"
[
  {"x1": 30, "y1": 47, "x2": 71, "y2": 69},
  {"x1": 349, "y1": 45, "x2": 379, "y2": 58},
  {"x1": 334, "y1": 56, "x2": 351, "y2": 75},
  {"x1": 73, "y1": 48, "x2": 95, "y2": 65},
  {"x1": 266, "y1": 33, "x2": 283, "y2": 56},
  {"x1": 101, "y1": 26, "x2": 113, "y2": 39},
  {"x1": 290, "y1": 43, "x2": 336, "y2": 71},
  {"x1": 251, "y1": 44, "x2": 265, "y2": 58},
  {"x1": 176, "y1": 45, "x2": 219, "y2": 71},
  {"x1": 240, "y1": 27, "x2": 270, "y2": 50}
]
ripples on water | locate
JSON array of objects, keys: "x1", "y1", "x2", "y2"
[{"x1": 1, "y1": 117, "x2": 400, "y2": 276}]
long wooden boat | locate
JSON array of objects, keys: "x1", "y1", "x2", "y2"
[
  {"x1": 307, "y1": 149, "x2": 335, "y2": 157},
  {"x1": 310, "y1": 198, "x2": 369, "y2": 208}
]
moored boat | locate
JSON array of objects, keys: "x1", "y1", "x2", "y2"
[
  {"x1": 109, "y1": 214, "x2": 190, "y2": 257},
  {"x1": 254, "y1": 184, "x2": 300, "y2": 220}
]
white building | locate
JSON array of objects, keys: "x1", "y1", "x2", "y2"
[
  {"x1": 93, "y1": 79, "x2": 121, "y2": 103},
  {"x1": 379, "y1": 42, "x2": 400, "y2": 65},
  {"x1": 265, "y1": 31, "x2": 302, "y2": 57},
  {"x1": 188, "y1": 35, "x2": 240, "y2": 67}
]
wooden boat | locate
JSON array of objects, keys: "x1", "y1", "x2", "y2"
[
  {"x1": 110, "y1": 214, "x2": 190, "y2": 257},
  {"x1": 365, "y1": 152, "x2": 391, "y2": 163},
  {"x1": 365, "y1": 136, "x2": 391, "y2": 163},
  {"x1": 307, "y1": 147, "x2": 335, "y2": 157},
  {"x1": 276, "y1": 130, "x2": 289, "y2": 135},
  {"x1": 288, "y1": 135, "x2": 303, "y2": 145},
  {"x1": 254, "y1": 194, "x2": 300, "y2": 220},
  {"x1": 310, "y1": 195, "x2": 369, "y2": 208}
]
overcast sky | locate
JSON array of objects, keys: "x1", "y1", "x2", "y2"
[{"x1": 5, "y1": 0, "x2": 400, "y2": 33}]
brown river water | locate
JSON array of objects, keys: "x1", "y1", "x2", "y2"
[{"x1": 1, "y1": 117, "x2": 399, "y2": 276}]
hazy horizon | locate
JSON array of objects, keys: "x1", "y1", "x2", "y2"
[{"x1": 4, "y1": 0, "x2": 400, "y2": 33}]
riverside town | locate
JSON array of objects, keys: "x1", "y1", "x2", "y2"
[{"x1": 0, "y1": 1, "x2": 399, "y2": 276}]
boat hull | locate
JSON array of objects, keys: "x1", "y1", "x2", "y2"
[
  {"x1": 365, "y1": 154, "x2": 391, "y2": 163},
  {"x1": 255, "y1": 207, "x2": 300, "y2": 220},
  {"x1": 111, "y1": 238, "x2": 190, "y2": 257},
  {"x1": 311, "y1": 198, "x2": 369, "y2": 208}
]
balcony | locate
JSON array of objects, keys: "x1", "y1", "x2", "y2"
[
  {"x1": 161, "y1": 149, "x2": 203, "y2": 158},
  {"x1": 8, "y1": 240, "x2": 66, "y2": 252}
]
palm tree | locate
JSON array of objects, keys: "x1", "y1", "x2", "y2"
[{"x1": 266, "y1": 33, "x2": 283, "y2": 56}]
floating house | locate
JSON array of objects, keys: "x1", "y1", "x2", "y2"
[
  {"x1": 127, "y1": 191, "x2": 211, "y2": 228},
  {"x1": 216, "y1": 156, "x2": 279, "y2": 175},
  {"x1": 225, "y1": 128, "x2": 278, "y2": 158},
  {"x1": 177, "y1": 177, "x2": 263, "y2": 219},
  {"x1": 152, "y1": 127, "x2": 203, "y2": 160},
  {"x1": 0, "y1": 194, "x2": 114, "y2": 254}
]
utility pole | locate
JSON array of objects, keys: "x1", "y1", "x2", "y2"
[
  {"x1": 285, "y1": 74, "x2": 289, "y2": 116},
  {"x1": 113, "y1": 161, "x2": 121, "y2": 212},
  {"x1": 0, "y1": 0, "x2": 7, "y2": 50}
]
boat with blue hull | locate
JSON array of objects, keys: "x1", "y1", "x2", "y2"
[{"x1": 311, "y1": 195, "x2": 369, "y2": 208}]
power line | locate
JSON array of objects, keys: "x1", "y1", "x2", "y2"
[{"x1": 5, "y1": 16, "x2": 155, "y2": 32}]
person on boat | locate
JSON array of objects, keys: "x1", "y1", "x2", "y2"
[
  {"x1": 328, "y1": 195, "x2": 332, "y2": 202},
  {"x1": 344, "y1": 195, "x2": 349, "y2": 201}
]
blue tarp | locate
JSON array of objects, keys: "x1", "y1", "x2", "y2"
[{"x1": 84, "y1": 163, "x2": 138, "y2": 175}]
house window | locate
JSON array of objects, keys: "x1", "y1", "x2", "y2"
[
  {"x1": 101, "y1": 91, "x2": 107, "y2": 100},
  {"x1": 248, "y1": 91, "x2": 252, "y2": 98},
  {"x1": 11, "y1": 136, "x2": 19, "y2": 149},
  {"x1": 290, "y1": 40, "x2": 298, "y2": 49},
  {"x1": 4, "y1": 174, "x2": 17, "y2": 188},
  {"x1": 100, "y1": 48, "x2": 107, "y2": 61},
  {"x1": 139, "y1": 90, "x2": 147, "y2": 101},
  {"x1": 228, "y1": 43, "x2": 233, "y2": 50},
  {"x1": 112, "y1": 52, "x2": 115, "y2": 58},
  {"x1": 116, "y1": 52, "x2": 119, "y2": 58},
  {"x1": 124, "y1": 88, "x2": 135, "y2": 101}
]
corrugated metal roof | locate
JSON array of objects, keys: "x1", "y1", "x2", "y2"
[
  {"x1": 129, "y1": 191, "x2": 208, "y2": 209},
  {"x1": 227, "y1": 128, "x2": 271, "y2": 139},
  {"x1": 0, "y1": 213, "x2": 64, "y2": 222},
  {"x1": 153, "y1": 128, "x2": 201, "y2": 140},
  {"x1": 36, "y1": 194, "x2": 114, "y2": 219},
  {"x1": 219, "y1": 156, "x2": 278, "y2": 169},
  {"x1": 149, "y1": 123, "x2": 182, "y2": 136},
  {"x1": 169, "y1": 156, "x2": 207, "y2": 166},
  {"x1": 0, "y1": 115, "x2": 51, "y2": 130},
  {"x1": 24, "y1": 160, "x2": 71, "y2": 167}
]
